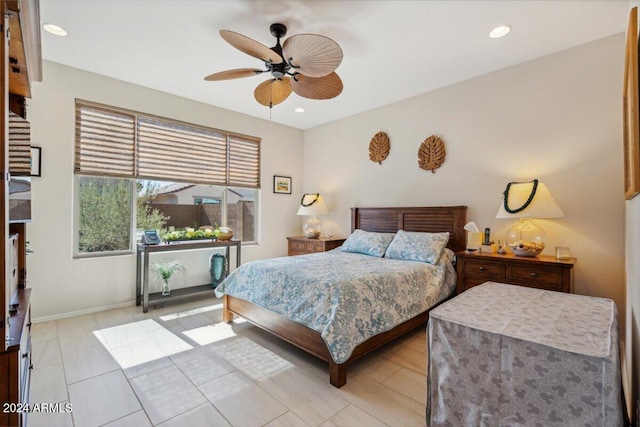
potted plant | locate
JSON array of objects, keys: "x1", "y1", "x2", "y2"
[{"x1": 151, "y1": 261, "x2": 185, "y2": 296}]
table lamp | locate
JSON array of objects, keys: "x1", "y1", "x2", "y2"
[
  {"x1": 297, "y1": 193, "x2": 328, "y2": 239},
  {"x1": 495, "y1": 179, "x2": 563, "y2": 256}
]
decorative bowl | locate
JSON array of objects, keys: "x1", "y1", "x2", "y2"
[
  {"x1": 508, "y1": 241, "x2": 543, "y2": 257},
  {"x1": 217, "y1": 231, "x2": 234, "y2": 241}
]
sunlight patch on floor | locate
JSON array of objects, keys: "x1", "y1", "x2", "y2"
[
  {"x1": 158, "y1": 303, "x2": 222, "y2": 321},
  {"x1": 182, "y1": 322, "x2": 238, "y2": 345},
  {"x1": 94, "y1": 319, "x2": 193, "y2": 369}
]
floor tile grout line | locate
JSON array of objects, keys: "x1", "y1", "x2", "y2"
[{"x1": 164, "y1": 353, "x2": 236, "y2": 426}]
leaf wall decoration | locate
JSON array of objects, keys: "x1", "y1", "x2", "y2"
[
  {"x1": 369, "y1": 131, "x2": 390, "y2": 165},
  {"x1": 418, "y1": 135, "x2": 446, "y2": 173}
]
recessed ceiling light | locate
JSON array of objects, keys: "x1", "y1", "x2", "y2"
[
  {"x1": 294, "y1": 107, "x2": 305, "y2": 113},
  {"x1": 489, "y1": 25, "x2": 511, "y2": 39},
  {"x1": 43, "y1": 23, "x2": 68, "y2": 37}
]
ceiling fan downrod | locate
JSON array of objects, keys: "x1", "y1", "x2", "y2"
[{"x1": 268, "y1": 23, "x2": 289, "y2": 79}]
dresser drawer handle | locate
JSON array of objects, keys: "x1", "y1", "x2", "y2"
[
  {"x1": 478, "y1": 267, "x2": 486, "y2": 271},
  {"x1": 530, "y1": 272, "x2": 537, "y2": 278}
]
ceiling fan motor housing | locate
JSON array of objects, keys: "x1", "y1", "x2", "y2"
[{"x1": 270, "y1": 23, "x2": 287, "y2": 39}]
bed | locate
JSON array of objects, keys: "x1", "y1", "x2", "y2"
[{"x1": 219, "y1": 206, "x2": 467, "y2": 387}]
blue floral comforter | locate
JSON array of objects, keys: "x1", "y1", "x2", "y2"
[{"x1": 216, "y1": 249, "x2": 456, "y2": 363}]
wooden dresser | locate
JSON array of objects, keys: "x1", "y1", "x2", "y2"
[
  {"x1": 287, "y1": 236, "x2": 345, "y2": 256},
  {"x1": 455, "y1": 251, "x2": 576, "y2": 294}
]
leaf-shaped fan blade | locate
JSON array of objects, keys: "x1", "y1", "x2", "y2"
[
  {"x1": 369, "y1": 131, "x2": 390, "y2": 165},
  {"x1": 204, "y1": 68, "x2": 264, "y2": 81},
  {"x1": 290, "y1": 72, "x2": 343, "y2": 100},
  {"x1": 220, "y1": 30, "x2": 283, "y2": 64},
  {"x1": 418, "y1": 135, "x2": 446, "y2": 173},
  {"x1": 282, "y1": 34, "x2": 343, "y2": 78},
  {"x1": 254, "y1": 77, "x2": 292, "y2": 106}
]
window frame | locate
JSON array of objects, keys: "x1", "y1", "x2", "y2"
[
  {"x1": 73, "y1": 100, "x2": 261, "y2": 257},
  {"x1": 73, "y1": 177, "x2": 259, "y2": 258}
]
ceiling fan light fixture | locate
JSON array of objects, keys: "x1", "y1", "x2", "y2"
[
  {"x1": 43, "y1": 23, "x2": 68, "y2": 37},
  {"x1": 489, "y1": 25, "x2": 511, "y2": 39},
  {"x1": 294, "y1": 107, "x2": 305, "y2": 113}
]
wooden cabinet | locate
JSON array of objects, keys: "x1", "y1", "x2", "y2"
[
  {"x1": 287, "y1": 236, "x2": 345, "y2": 256},
  {"x1": 0, "y1": 289, "x2": 31, "y2": 427},
  {"x1": 456, "y1": 251, "x2": 576, "y2": 294},
  {"x1": 0, "y1": 1, "x2": 41, "y2": 426}
]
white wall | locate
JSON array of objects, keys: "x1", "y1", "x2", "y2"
[
  {"x1": 304, "y1": 34, "x2": 626, "y2": 330},
  {"x1": 26, "y1": 61, "x2": 304, "y2": 320},
  {"x1": 626, "y1": 197, "x2": 640, "y2": 421}
]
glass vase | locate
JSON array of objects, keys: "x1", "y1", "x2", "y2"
[
  {"x1": 162, "y1": 278, "x2": 171, "y2": 296},
  {"x1": 505, "y1": 218, "x2": 546, "y2": 256}
]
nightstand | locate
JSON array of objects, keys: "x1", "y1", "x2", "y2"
[
  {"x1": 455, "y1": 251, "x2": 576, "y2": 294},
  {"x1": 287, "y1": 236, "x2": 346, "y2": 256}
]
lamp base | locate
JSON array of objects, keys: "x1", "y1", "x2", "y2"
[
  {"x1": 506, "y1": 218, "x2": 545, "y2": 257},
  {"x1": 303, "y1": 216, "x2": 321, "y2": 239}
]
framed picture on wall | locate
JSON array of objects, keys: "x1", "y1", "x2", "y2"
[
  {"x1": 623, "y1": 7, "x2": 639, "y2": 200},
  {"x1": 273, "y1": 175, "x2": 292, "y2": 194},
  {"x1": 30, "y1": 146, "x2": 41, "y2": 177}
]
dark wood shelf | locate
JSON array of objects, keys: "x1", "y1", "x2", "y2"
[
  {"x1": 147, "y1": 284, "x2": 213, "y2": 304},
  {"x1": 6, "y1": 288, "x2": 30, "y2": 351}
]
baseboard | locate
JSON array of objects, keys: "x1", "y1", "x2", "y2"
[{"x1": 31, "y1": 300, "x2": 135, "y2": 323}]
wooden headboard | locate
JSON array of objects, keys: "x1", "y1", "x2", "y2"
[{"x1": 350, "y1": 206, "x2": 468, "y2": 253}]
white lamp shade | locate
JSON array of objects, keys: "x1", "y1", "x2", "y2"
[
  {"x1": 496, "y1": 182, "x2": 564, "y2": 219},
  {"x1": 297, "y1": 194, "x2": 329, "y2": 216}
]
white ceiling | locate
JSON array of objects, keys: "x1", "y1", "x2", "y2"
[{"x1": 39, "y1": 0, "x2": 629, "y2": 130}]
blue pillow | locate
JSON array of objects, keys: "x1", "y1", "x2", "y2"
[
  {"x1": 341, "y1": 229, "x2": 396, "y2": 257},
  {"x1": 384, "y1": 230, "x2": 450, "y2": 264}
]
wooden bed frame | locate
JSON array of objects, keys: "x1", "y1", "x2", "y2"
[{"x1": 223, "y1": 206, "x2": 467, "y2": 387}]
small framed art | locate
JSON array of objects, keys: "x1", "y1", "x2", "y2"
[
  {"x1": 273, "y1": 175, "x2": 292, "y2": 194},
  {"x1": 30, "y1": 146, "x2": 41, "y2": 177}
]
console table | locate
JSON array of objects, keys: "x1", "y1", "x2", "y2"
[{"x1": 136, "y1": 240, "x2": 241, "y2": 312}]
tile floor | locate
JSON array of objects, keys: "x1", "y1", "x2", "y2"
[{"x1": 28, "y1": 294, "x2": 429, "y2": 427}]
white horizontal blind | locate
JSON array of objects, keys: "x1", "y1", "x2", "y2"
[{"x1": 75, "y1": 100, "x2": 261, "y2": 188}]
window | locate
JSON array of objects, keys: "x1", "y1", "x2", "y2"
[
  {"x1": 76, "y1": 176, "x2": 133, "y2": 254},
  {"x1": 74, "y1": 100, "x2": 260, "y2": 256},
  {"x1": 139, "y1": 180, "x2": 256, "y2": 242}
]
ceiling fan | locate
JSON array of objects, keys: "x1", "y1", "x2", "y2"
[{"x1": 204, "y1": 23, "x2": 344, "y2": 109}]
